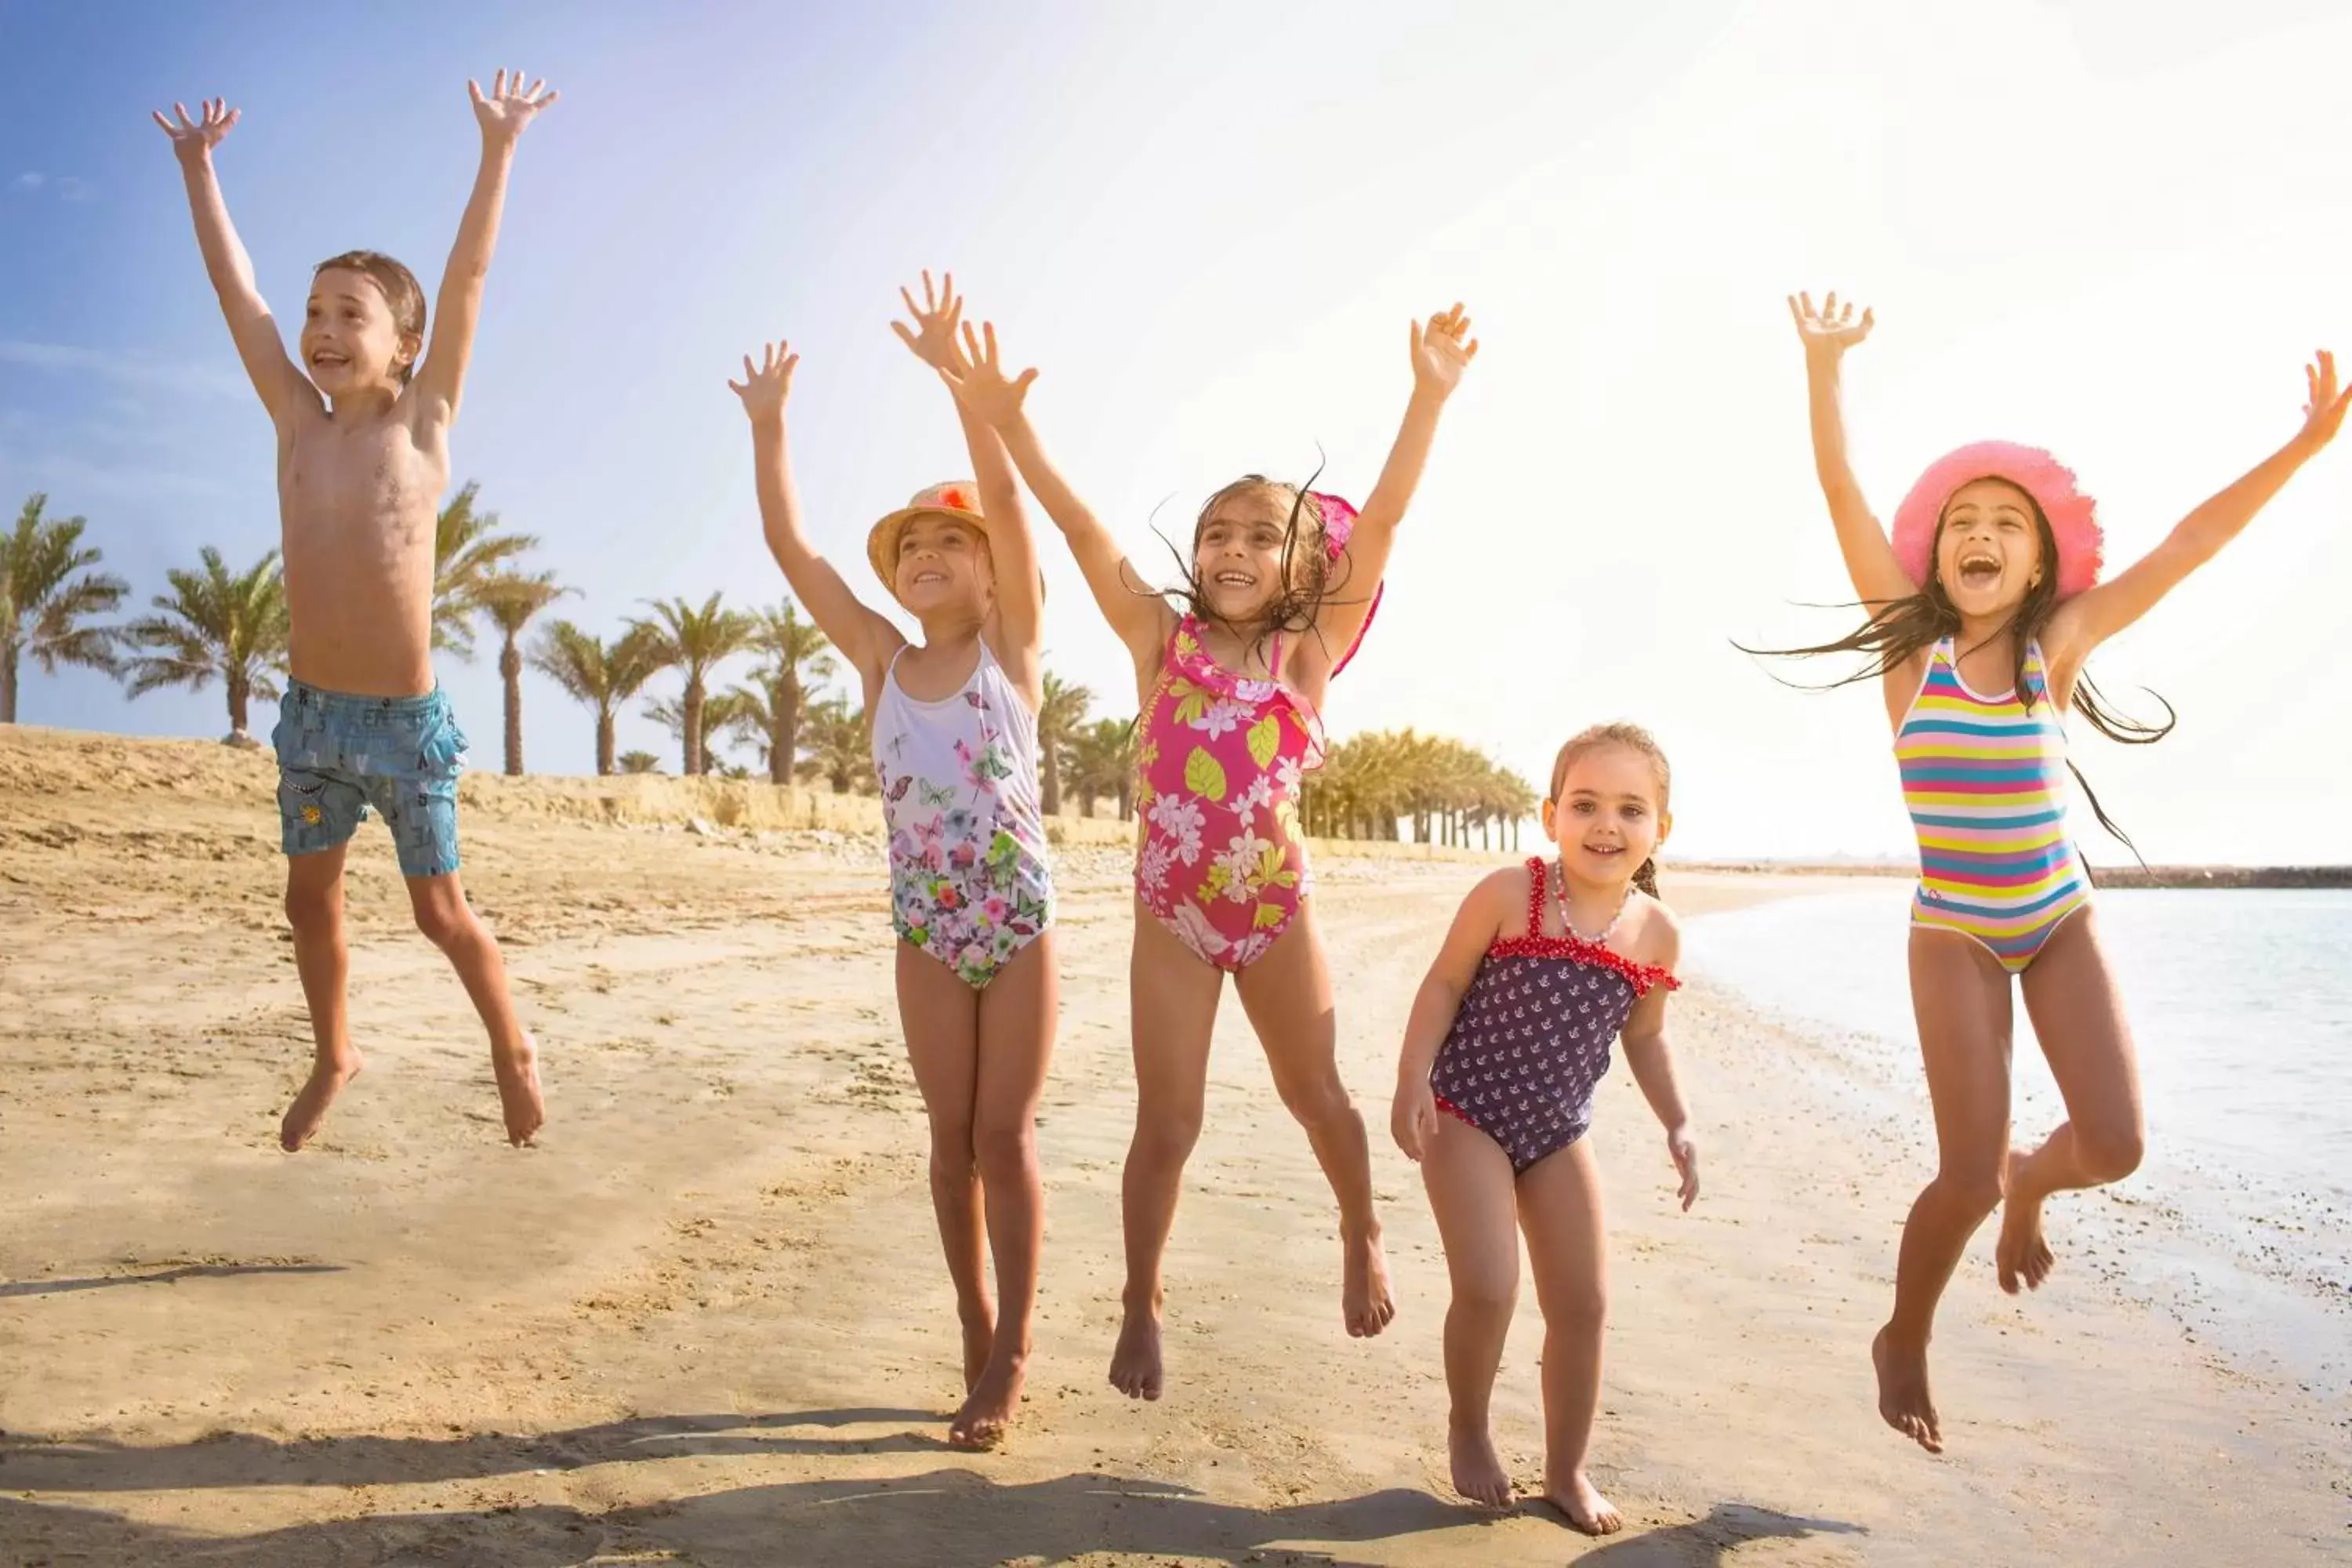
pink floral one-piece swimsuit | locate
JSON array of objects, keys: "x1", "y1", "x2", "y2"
[{"x1": 1133, "y1": 616, "x2": 1327, "y2": 971}]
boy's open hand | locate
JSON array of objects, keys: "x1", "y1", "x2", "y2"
[
  {"x1": 151, "y1": 99, "x2": 240, "y2": 163},
  {"x1": 935, "y1": 321, "x2": 1037, "y2": 429},
  {"x1": 891, "y1": 270, "x2": 970, "y2": 374},
  {"x1": 728, "y1": 339, "x2": 799, "y2": 423},
  {"x1": 1411, "y1": 303, "x2": 1479, "y2": 397},
  {"x1": 1788, "y1": 290, "x2": 1874, "y2": 360},
  {"x1": 470, "y1": 69, "x2": 559, "y2": 143}
]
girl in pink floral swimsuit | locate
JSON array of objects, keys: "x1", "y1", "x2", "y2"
[
  {"x1": 730, "y1": 274, "x2": 1055, "y2": 1452},
  {"x1": 942, "y1": 303, "x2": 1480, "y2": 1402}
]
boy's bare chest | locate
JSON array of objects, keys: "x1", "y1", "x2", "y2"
[{"x1": 280, "y1": 418, "x2": 446, "y2": 557}]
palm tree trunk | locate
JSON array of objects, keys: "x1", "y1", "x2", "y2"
[
  {"x1": 500, "y1": 637, "x2": 524, "y2": 776},
  {"x1": 1042, "y1": 749, "x2": 1063, "y2": 816},
  {"x1": 1117, "y1": 780, "x2": 1133, "y2": 822},
  {"x1": 0, "y1": 647, "x2": 16, "y2": 724},
  {"x1": 227, "y1": 670, "x2": 250, "y2": 739},
  {"x1": 773, "y1": 673, "x2": 801, "y2": 786},
  {"x1": 596, "y1": 710, "x2": 616, "y2": 775},
  {"x1": 683, "y1": 678, "x2": 704, "y2": 776}
]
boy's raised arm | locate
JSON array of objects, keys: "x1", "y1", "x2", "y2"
[
  {"x1": 411, "y1": 71, "x2": 558, "y2": 427},
  {"x1": 152, "y1": 99, "x2": 314, "y2": 425}
]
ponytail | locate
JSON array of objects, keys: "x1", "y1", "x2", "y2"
[{"x1": 1634, "y1": 855, "x2": 1660, "y2": 900}]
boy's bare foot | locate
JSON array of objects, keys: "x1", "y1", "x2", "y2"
[
  {"x1": 1343, "y1": 1223, "x2": 1396, "y2": 1338},
  {"x1": 1109, "y1": 1302, "x2": 1163, "y2": 1400},
  {"x1": 280, "y1": 1049, "x2": 363, "y2": 1152},
  {"x1": 1541, "y1": 1468, "x2": 1622, "y2": 1536},
  {"x1": 1996, "y1": 1151, "x2": 2054, "y2": 1294},
  {"x1": 1447, "y1": 1419, "x2": 1512, "y2": 1507},
  {"x1": 961, "y1": 1314, "x2": 995, "y2": 1393},
  {"x1": 1872, "y1": 1324, "x2": 1943, "y2": 1454},
  {"x1": 492, "y1": 1033, "x2": 543, "y2": 1146},
  {"x1": 948, "y1": 1351, "x2": 1025, "y2": 1449}
]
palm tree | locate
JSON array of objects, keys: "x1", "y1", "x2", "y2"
[
  {"x1": 529, "y1": 619, "x2": 661, "y2": 775},
  {"x1": 1036, "y1": 670, "x2": 1092, "y2": 817},
  {"x1": 2, "y1": 493, "x2": 126, "y2": 724},
  {"x1": 797, "y1": 697, "x2": 871, "y2": 794},
  {"x1": 646, "y1": 687, "x2": 756, "y2": 775},
  {"x1": 617, "y1": 750, "x2": 661, "y2": 775},
  {"x1": 1065, "y1": 716, "x2": 1138, "y2": 820},
  {"x1": 474, "y1": 571, "x2": 573, "y2": 775},
  {"x1": 630, "y1": 593, "x2": 753, "y2": 776},
  {"x1": 742, "y1": 601, "x2": 833, "y2": 786},
  {"x1": 431, "y1": 481, "x2": 538, "y2": 662},
  {"x1": 115, "y1": 546, "x2": 289, "y2": 742}
]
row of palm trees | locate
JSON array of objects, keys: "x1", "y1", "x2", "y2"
[{"x1": 2, "y1": 487, "x2": 1535, "y2": 840}]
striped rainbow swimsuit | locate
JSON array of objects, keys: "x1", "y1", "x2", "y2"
[{"x1": 1896, "y1": 636, "x2": 2089, "y2": 974}]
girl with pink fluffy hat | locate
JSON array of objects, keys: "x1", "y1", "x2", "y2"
[{"x1": 1778, "y1": 290, "x2": 2350, "y2": 1457}]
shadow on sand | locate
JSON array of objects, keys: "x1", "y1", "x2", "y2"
[{"x1": 0, "y1": 1261, "x2": 346, "y2": 1300}]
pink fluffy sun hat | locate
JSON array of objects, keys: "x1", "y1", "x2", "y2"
[{"x1": 1889, "y1": 441, "x2": 2103, "y2": 601}]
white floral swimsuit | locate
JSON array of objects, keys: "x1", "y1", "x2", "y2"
[{"x1": 872, "y1": 641, "x2": 1054, "y2": 988}]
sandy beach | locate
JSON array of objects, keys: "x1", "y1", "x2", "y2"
[{"x1": 0, "y1": 728, "x2": 2342, "y2": 1567}]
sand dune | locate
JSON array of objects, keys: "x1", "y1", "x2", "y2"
[{"x1": 0, "y1": 728, "x2": 2339, "y2": 1566}]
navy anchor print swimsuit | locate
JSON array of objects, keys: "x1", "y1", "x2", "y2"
[{"x1": 1428, "y1": 857, "x2": 1679, "y2": 1174}]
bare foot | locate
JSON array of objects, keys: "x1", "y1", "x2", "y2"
[
  {"x1": 1541, "y1": 1469, "x2": 1622, "y2": 1536},
  {"x1": 492, "y1": 1033, "x2": 543, "y2": 1146},
  {"x1": 960, "y1": 1313, "x2": 995, "y2": 1394},
  {"x1": 280, "y1": 1049, "x2": 362, "y2": 1152},
  {"x1": 1343, "y1": 1223, "x2": 1396, "y2": 1338},
  {"x1": 948, "y1": 1351, "x2": 1025, "y2": 1450},
  {"x1": 1447, "y1": 1419, "x2": 1512, "y2": 1508},
  {"x1": 1109, "y1": 1302, "x2": 1163, "y2": 1401},
  {"x1": 1872, "y1": 1325, "x2": 1943, "y2": 1454},
  {"x1": 1996, "y1": 1151, "x2": 2055, "y2": 1295}
]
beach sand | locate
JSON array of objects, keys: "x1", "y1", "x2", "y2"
[{"x1": 1, "y1": 728, "x2": 2340, "y2": 1566}]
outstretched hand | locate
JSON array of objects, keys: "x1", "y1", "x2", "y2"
[
  {"x1": 935, "y1": 321, "x2": 1037, "y2": 429},
  {"x1": 1667, "y1": 1125, "x2": 1699, "y2": 1210},
  {"x1": 151, "y1": 99, "x2": 240, "y2": 162},
  {"x1": 891, "y1": 270, "x2": 970, "y2": 374},
  {"x1": 470, "y1": 68, "x2": 559, "y2": 143},
  {"x1": 2296, "y1": 350, "x2": 2352, "y2": 452},
  {"x1": 1411, "y1": 303, "x2": 1479, "y2": 397},
  {"x1": 1788, "y1": 290, "x2": 1874, "y2": 358},
  {"x1": 728, "y1": 339, "x2": 800, "y2": 423}
]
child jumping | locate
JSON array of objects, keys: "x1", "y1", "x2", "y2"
[
  {"x1": 937, "y1": 304, "x2": 1479, "y2": 1399},
  {"x1": 154, "y1": 76, "x2": 557, "y2": 1152},
  {"x1": 728, "y1": 274, "x2": 1056, "y2": 1449},
  {"x1": 1783, "y1": 290, "x2": 2350, "y2": 1453},
  {"x1": 1393, "y1": 724, "x2": 1696, "y2": 1537}
]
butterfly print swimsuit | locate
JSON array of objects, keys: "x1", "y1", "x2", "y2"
[
  {"x1": 871, "y1": 641, "x2": 1054, "y2": 989},
  {"x1": 1427, "y1": 857, "x2": 1679, "y2": 1173}
]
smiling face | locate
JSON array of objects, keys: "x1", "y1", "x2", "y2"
[
  {"x1": 1933, "y1": 477, "x2": 2048, "y2": 619},
  {"x1": 301, "y1": 267, "x2": 419, "y2": 398},
  {"x1": 891, "y1": 513, "x2": 993, "y2": 618},
  {"x1": 1543, "y1": 742, "x2": 1670, "y2": 887},
  {"x1": 1192, "y1": 483, "x2": 1306, "y2": 624}
]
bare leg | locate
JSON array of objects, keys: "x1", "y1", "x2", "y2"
[
  {"x1": 1877, "y1": 927, "x2": 2014, "y2": 1454},
  {"x1": 1233, "y1": 900, "x2": 1394, "y2": 1339},
  {"x1": 405, "y1": 871, "x2": 543, "y2": 1145},
  {"x1": 895, "y1": 942, "x2": 993, "y2": 1406},
  {"x1": 950, "y1": 933, "x2": 1059, "y2": 1448},
  {"x1": 1112, "y1": 899, "x2": 1225, "y2": 1401},
  {"x1": 281, "y1": 847, "x2": 358, "y2": 1152},
  {"x1": 1418, "y1": 1111, "x2": 1519, "y2": 1508},
  {"x1": 1518, "y1": 1138, "x2": 1618, "y2": 1535},
  {"x1": 2001, "y1": 910, "x2": 2145, "y2": 1294}
]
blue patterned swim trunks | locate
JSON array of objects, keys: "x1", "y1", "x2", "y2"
[{"x1": 270, "y1": 680, "x2": 469, "y2": 879}]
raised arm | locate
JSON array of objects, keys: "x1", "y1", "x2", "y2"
[
  {"x1": 1789, "y1": 292, "x2": 1915, "y2": 609},
  {"x1": 2047, "y1": 350, "x2": 2352, "y2": 682},
  {"x1": 1617, "y1": 909, "x2": 1697, "y2": 1209},
  {"x1": 1311, "y1": 304, "x2": 1479, "y2": 662},
  {"x1": 728, "y1": 342, "x2": 902, "y2": 695},
  {"x1": 151, "y1": 100, "x2": 314, "y2": 425},
  {"x1": 890, "y1": 275, "x2": 1044, "y2": 683},
  {"x1": 1390, "y1": 868, "x2": 1512, "y2": 1161},
  {"x1": 938, "y1": 328, "x2": 1174, "y2": 673},
  {"x1": 409, "y1": 71, "x2": 558, "y2": 427}
]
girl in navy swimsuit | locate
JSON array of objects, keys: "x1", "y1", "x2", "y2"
[{"x1": 1392, "y1": 724, "x2": 1697, "y2": 1538}]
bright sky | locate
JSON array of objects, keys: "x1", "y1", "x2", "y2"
[{"x1": 4, "y1": 0, "x2": 2348, "y2": 864}]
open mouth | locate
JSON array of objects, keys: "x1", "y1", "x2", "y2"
[
  {"x1": 908, "y1": 568, "x2": 948, "y2": 590},
  {"x1": 1956, "y1": 550, "x2": 2002, "y2": 590},
  {"x1": 1582, "y1": 843, "x2": 1625, "y2": 859},
  {"x1": 307, "y1": 350, "x2": 350, "y2": 373},
  {"x1": 1212, "y1": 570, "x2": 1257, "y2": 590}
]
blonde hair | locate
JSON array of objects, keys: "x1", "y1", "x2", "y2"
[{"x1": 1548, "y1": 721, "x2": 1671, "y2": 898}]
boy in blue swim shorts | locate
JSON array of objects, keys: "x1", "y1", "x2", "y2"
[{"x1": 157, "y1": 72, "x2": 557, "y2": 1150}]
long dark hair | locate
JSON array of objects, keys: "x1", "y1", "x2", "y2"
[
  {"x1": 1744, "y1": 486, "x2": 2172, "y2": 857},
  {"x1": 1134, "y1": 464, "x2": 1366, "y2": 669}
]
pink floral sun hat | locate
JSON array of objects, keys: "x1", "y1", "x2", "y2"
[{"x1": 1889, "y1": 441, "x2": 2103, "y2": 601}]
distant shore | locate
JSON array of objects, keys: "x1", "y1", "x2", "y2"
[{"x1": 1669, "y1": 858, "x2": 2352, "y2": 890}]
